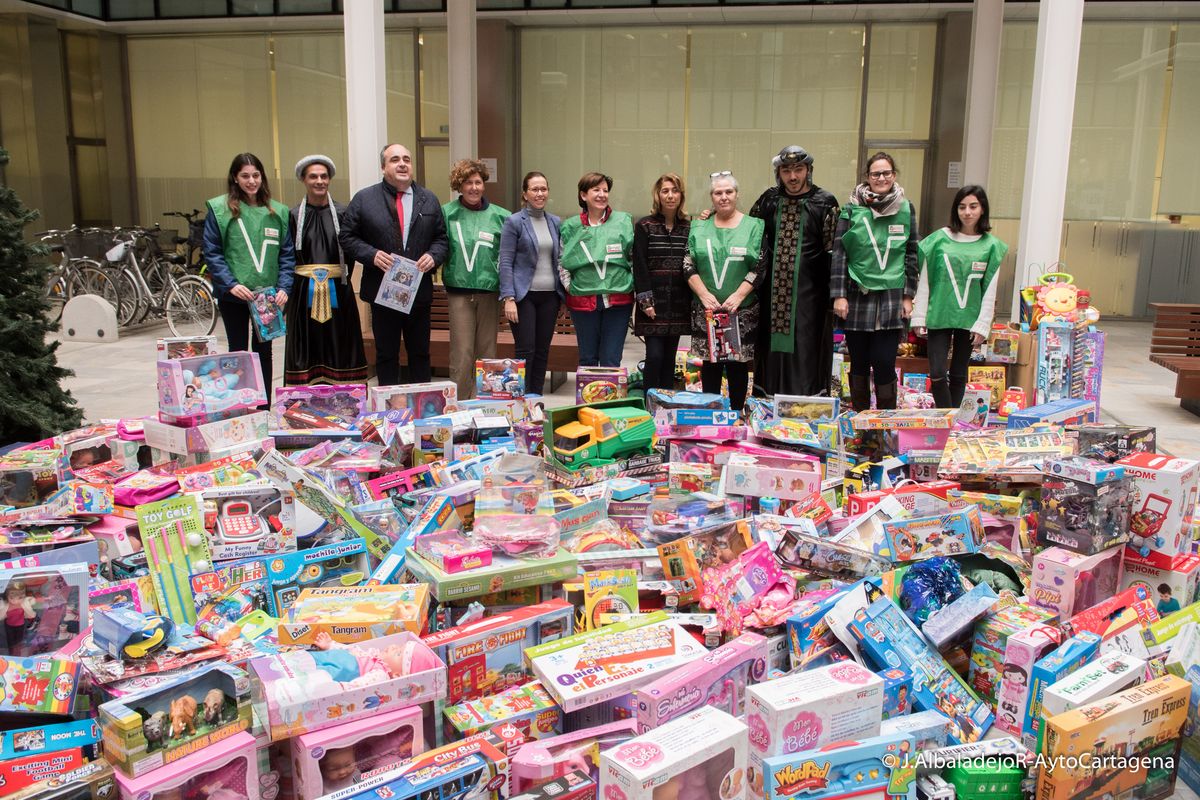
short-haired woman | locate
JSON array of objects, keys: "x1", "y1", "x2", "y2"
[{"x1": 633, "y1": 173, "x2": 691, "y2": 392}]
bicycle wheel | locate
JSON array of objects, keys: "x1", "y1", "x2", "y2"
[
  {"x1": 69, "y1": 262, "x2": 123, "y2": 320},
  {"x1": 165, "y1": 275, "x2": 218, "y2": 337},
  {"x1": 43, "y1": 272, "x2": 68, "y2": 324},
  {"x1": 111, "y1": 267, "x2": 145, "y2": 327}
]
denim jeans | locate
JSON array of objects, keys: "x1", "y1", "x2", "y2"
[{"x1": 571, "y1": 303, "x2": 632, "y2": 367}]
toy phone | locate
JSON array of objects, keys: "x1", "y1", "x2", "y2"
[{"x1": 217, "y1": 500, "x2": 266, "y2": 542}]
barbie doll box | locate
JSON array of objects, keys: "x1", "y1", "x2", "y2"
[
  {"x1": 600, "y1": 705, "x2": 748, "y2": 800},
  {"x1": 156, "y1": 352, "x2": 268, "y2": 426},
  {"x1": 277, "y1": 584, "x2": 430, "y2": 646},
  {"x1": 292, "y1": 705, "x2": 423, "y2": 800},
  {"x1": 142, "y1": 411, "x2": 269, "y2": 455}
]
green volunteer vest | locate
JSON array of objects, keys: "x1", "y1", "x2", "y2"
[
  {"x1": 206, "y1": 195, "x2": 289, "y2": 291},
  {"x1": 441, "y1": 200, "x2": 511, "y2": 291},
  {"x1": 918, "y1": 229, "x2": 1009, "y2": 330},
  {"x1": 559, "y1": 212, "x2": 635, "y2": 296},
  {"x1": 839, "y1": 201, "x2": 912, "y2": 292},
  {"x1": 687, "y1": 215, "x2": 764, "y2": 307}
]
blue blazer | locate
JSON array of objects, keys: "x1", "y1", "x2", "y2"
[{"x1": 498, "y1": 208, "x2": 565, "y2": 303}]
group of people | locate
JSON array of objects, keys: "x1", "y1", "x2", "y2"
[{"x1": 202, "y1": 144, "x2": 1007, "y2": 412}]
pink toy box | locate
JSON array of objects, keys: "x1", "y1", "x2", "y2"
[
  {"x1": 368, "y1": 381, "x2": 458, "y2": 417},
  {"x1": 1117, "y1": 452, "x2": 1200, "y2": 569},
  {"x1": 600, "y1": 705, "x2": 749, "y2": 800},
  {"x1": 511, "y1": 719, "x2": 638, "y2": 793},
  {"x1": 722, "y1": 454, "x2": 821, "y2": 502},
  {"x1": 444, "y1": 680, "x2": 562, "y2": 743},
  {"x1": 142, "y1": 411, "x2": 269, "y2": 456},
  {"x1": 250, "y1": 630, "x2": 446, "y2": 741},
  {"x1": 291, "y1": 706, "x2": 423, "y2": 800},
  {"x1": 525, "y1": 611, "x2": 708, "y2": 713},
  {"x1": 994, "y1": 623, "x2": 1062, "y2": 736},
  {"x1": 1030, "y1": 545, "x2": 1124, "y2": 620},
  {"x1": 272, "y1": 384, "x2": 367, "y2": 433},
  {"x1": 634, "y1": 632, "x2": 769, "y2": 733},
  {"x1": 413, "y1": 530, "x2": 492, "y2": 574},
  {"x1": 156, "y1": 352, "x2": 268, "y2": 426},
  {"x1": 114, "y1": 730, "x2": 259, "y2": 800}
]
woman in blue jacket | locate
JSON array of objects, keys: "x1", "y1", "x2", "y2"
[{"x1": 498, "y1": 171, "x2": 564, "y2": 395}]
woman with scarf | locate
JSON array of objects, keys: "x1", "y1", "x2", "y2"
[
  {"x1": 831, "y1": 152, "x2": 919, "y2": 410},
  {"x1": 559, "y1": 172, "x2": 634, "y2": 368},
  {"x1": 684, "y1": 172, "x2": 766, "y2": 412},
  {"x1": 443, "y1": 159, "x2": 511, "y2": 400},
  {"x1": 633, "y1": 173, "x2": 691, "y2": 391},
  {"x1": 203, "y1": 152, "x2": 295, "y2": 392},
  {"x1": 285, "y1": 155, "x2": 367, "y2": 385}
]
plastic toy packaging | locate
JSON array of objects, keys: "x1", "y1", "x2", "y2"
[
  {"x1": 470, "y1": 483, "x2": 561, "y2": 558},
  {"x1": 250, "y1": 287, "x2": 286, "y2": 342},
  {"x1": 1039, "y1": 456, "x2": 1131, "y2": 555},
  {"x1": 898, "y1": 556, "x2": 965, "y2": 626},
  {"x1": 272, "y1": 384, "x2": 367, "y2": 431},
  {"x1": 643, "y1": 489, "x2": 739, "y2": 547},
  {"x1": 700, "y1": 541, "x2": 793, "y2": 635},
  {"x1": 768, "y1": 522, "x2": 888, "y2": 581},
  {"x1": 511, "y1": 719, "x2": 638, "y2": 793},
  {"x1": 475, "y1": 358, "x2": 526, "y2": 399}
]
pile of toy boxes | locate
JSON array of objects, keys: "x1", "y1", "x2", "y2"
[{"x1": 6, "y1": 335, "x2": 1200, "y2": 800}]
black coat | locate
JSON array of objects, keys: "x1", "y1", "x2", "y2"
[
  {"x1": 632, "y1": 214, "x2": 691, "y2": 337},
  {"x1": 339, "y1": 180, "x2": 449, "y2": 306}
]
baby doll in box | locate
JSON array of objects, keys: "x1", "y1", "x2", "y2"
[{"x1": 307, "y1": 632, "x2": 438, "y2": 689}]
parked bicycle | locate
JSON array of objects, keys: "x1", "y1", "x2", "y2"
[
  {"x1": 36, "y1": 227, "x2": 123, "y2": 324},
  {"x1": 103, "y1": 227, "x2": 217, "y2": 337},
  {"x1": 162, "y1": 208, "x2": 208, "y2": 277}
]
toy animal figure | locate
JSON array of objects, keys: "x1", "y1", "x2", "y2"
[
  {"x1": 143, "y1": 710, "x2": 168, "y2": 747},
  {"x1": 169, "y1": 695, "x2": 198, "y2": 738},
  {"x1": 203, "y1": 688, "x2": 225, "y2": 725}
]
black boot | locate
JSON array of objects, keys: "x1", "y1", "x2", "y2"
[
  {"x1": 874, "y1": 380, "x2": 898, "y2": 410},
  {"x1": 930, "y1": 377, "x2": 952, "y2": 408},
  {"x1": 849, "y1": 374, "x2": 872, "y2": 412},
  {"x1": 949, "y1": 374, "x2": 968, "y2": 407}
]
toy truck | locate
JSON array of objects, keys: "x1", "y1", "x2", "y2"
[{"x1": 551, "y1": 406, "x2": 656, "y2": 469}]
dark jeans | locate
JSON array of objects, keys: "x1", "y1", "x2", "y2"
[
  {"x1": 571, "y1": 303, "x2": 633, "y2": 367},
  {"x1": 926, "y1": 328, "x2": 974, "y2": 405},
  {"x1": 701, "y1": 361, "x2": 750, "y2": 412},
  {"x1": 844, "y1": 328, "x2": 902, "y2": 385},
  {"x1": 372, "y1": 302, "x2": 431, "y2": 386},
  {"x1": 511, "y1": 291, "x2": 560, "y2": 395},
  {"x1": 218, "y1": 296, "x2": 273, "y2": 393},
  {"x1": 643, "y1": 334, "x2": 681, "y2": 392}
]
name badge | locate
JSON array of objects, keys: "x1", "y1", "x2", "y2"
[
  {"x1": 264, "y1": 227, "x2": 280, "y2": 238},
  {"x1": 971, "y1": 261, "x2": 987, "y2": 272},
  {"x1": 606, "y1": 243, "x2": 622, "y2": 254},
  {"x1": 478, "y1": 231, "x2": 495, "y2": 243},
  {"x1": 730, "y1": 246, "x2": 747, "y2": 257},
  {"x1": 888, "y1": 225, "x2": 904, "y2": 235}
]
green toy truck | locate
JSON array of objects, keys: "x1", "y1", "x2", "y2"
[{"x1": 551, "y1": 405, "x2": 656, "y2": 470}]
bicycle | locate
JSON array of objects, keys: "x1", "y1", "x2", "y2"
[
  {"x1": 162, "y1": 209, "x2": 209, "y2": 279},
  {"x1": 35, "y1": 227, "x2": 123, "y2": 324},
  {"x1": 104, "y1": 227, "x2": 217, "y2": 337}
]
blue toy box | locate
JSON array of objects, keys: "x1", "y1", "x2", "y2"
[
  {"x1": 1005, "y1": 398, "x2": 1094, "y2": 429},
  {"x1": 761, "y1": 731, "x2": 917, "y2": 800},
  {"x1": 1021, "y1": 630, "x2": 1101, "y2": 751}
]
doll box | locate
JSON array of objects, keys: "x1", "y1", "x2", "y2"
[
  {"x1": 114, "y1": 730, "x2": 258, "y2": 800},
  {"x1": 722, "y1": 454, "x2": 821, "y2": 501},
  {"x1": 1037, "y1": 675, "x2": 1189, "y2": 800},
  {"x1": 412, "y1": 530, "x2": 492, "y2": 573},
  {"x1": 635, "y1": 631, "x2": 769, "y2": 732},
  {"x1": 1040, "y1": 650, "x2": 1148, "y2": 718},
  {"x1": 760, "y1": 731, "x2": 917, "y2": 800},
  {"x1": 0, "y1": 562, "x2": 90, "y2": 658},
  {"x1": 278, "y1": 584, "x2": 430, "y2": 646},
  {"x1": 0, "y1": 450, "x2": 61, "y2": 508},
  {"x1": 142, "y1": 411, "x2": 269, "y2": 455},
  {"x1": 272, "y1": 384, "x2": 368, "y2": 431},
  {"x1": 251, "y1": 630, "x2": 446, "y2": 741},
  {"x1": 195, "y1": 481, "x2": 296, "y2": 562},
  {"x1": 600, "y1": 705, "x2": 748, "y2": 800},
  {"x1": 156, "y1": 352, "x2": 268, "y2": 425},
  {"x1": 99, "y1": 662, "x2": 252, "y2": 777},
  {"x1": 968, "y1": 602, "x2": 1058, "y2": 707},
  {"x1": 1030, "y1": 546, "x2": 1124, "y2": 620},
  {"x1": 1117, "y1": 452, "x2": 1200, "y2": 569},
  {"x1": 993, "y1": 623, "x2": 1062, "y2": 736},
  {"x1": 292, "y1": 705, "x2": 423, "y2": 800},
  {"x1": 368, "y1": 381, "x2": 458, "y2": 416},
  {"x1": 444, "y1": 680, "x2": 562, "y2": 742},
  {"x1": 745, "y1": 661, "x2": 883, "y2": 758},
  {"x1": 525, "y1": 611, "x2": 708, "y2": 712},
  {"x1": 405, "y1": 547, "x2": 579, "y2": 601},
  {"x1": 511, "y1": 719, "x2": 638, "y2": 793}
]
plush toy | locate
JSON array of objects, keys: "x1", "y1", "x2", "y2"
[{"x1": 1031, "y1": 273, "x2": 1085, "y2": 329}]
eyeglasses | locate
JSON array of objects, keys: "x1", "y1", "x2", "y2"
[
  {"x1": 868, "y1": 170, "x2": 895, "y2": 180},
  {"x1": 710, "y1": 171, "x2": 733, "y2": 178}
]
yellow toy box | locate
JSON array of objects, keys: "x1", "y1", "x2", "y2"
[{"x1": 277, "y1": 584, "x2": 430, "y2": 646}]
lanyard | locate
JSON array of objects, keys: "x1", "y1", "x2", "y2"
[{"x1": 237, "y1": 217, "x2": 276, "y2": 275}]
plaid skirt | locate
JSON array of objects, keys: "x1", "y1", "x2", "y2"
[{"x1": 841, "y1": 286, "x2": 907, "y2": 332}]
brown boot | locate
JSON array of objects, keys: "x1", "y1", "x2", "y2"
[
  {"x1": 874, "y1": 380, "x2": 898, "y2": 410},
  {"x1": 849, "y1": 374, "x2": 872, "y2": 411}
]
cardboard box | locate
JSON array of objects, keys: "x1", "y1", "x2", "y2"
[
  {"x1": 1118, "y1": 452, "x2": 1200, "y2": 569},
  {"x1": 277, "y1": 584, "x2": 430, "y2": 646},
  {"x1": 1040, "y1": 650, "x2": 1148, "y2": 718},
  {"x1": 745, "y1": 661, "x2": 883, "y2": 757}
]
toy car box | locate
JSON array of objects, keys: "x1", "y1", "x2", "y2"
[
  {"x1": 543, "y1": 398, "x2": 663, "y2": 486},
  {"x1": 1038, "y1": 457, "x2": 1131, "y2": 554}
]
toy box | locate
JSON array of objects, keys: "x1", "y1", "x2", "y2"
[
  {"x1": 1039, "y1": 457, "x2": 1131, "y2": 554},
  {"x1": 882, "y1": 506, "x2": 983, "y2": 563},
  {"x1": 0, "y1": 562, "x2": 89, "y2": 657},
  {"x1": 785, "y1": 588, "x2": 855, "y2": 672},
  {"x1": 1065, "y1": 583, "x2": 1158, "y2": 642},
  {"x1": 544, "y1": 398, "x2": 657, "y2": 477},
  {"x1": 405, "y1": 547, "x2": 579, "y2": 601},
  {"x1": 1037, "y1": 675, "x2": 1189, "y2": 800},
  {"x1": 99, "y1": 662, "x2": 252, "y2": 777},
  {"x1": 4, "y1": 761, "x2": 117, "y2": 800},
  {"x1": 114, "y1": 730, "x2": 258, "y2": 800},
  {"x1": 272, "y1": 383, "x2": 367, "y2": 431},
  {"x1": 0, "y1": 734, "x2": 93, "y2": 795},
  {"x1": 1040, "y1": 650, "x2": 1148, "y2": 718},
  {"x1": 987, "y1": 326, "x2": 1019, "y2": 363},
  {"x1": 921, "y1": 583, "x2": 1000, "y2": 651},
  {"x1": 0, "y1": 449, "x2": 60, "y2": 508},
  {"x1": 369, "y1": 380, "x2": 458, "y2": 416},
  {"x1": 251, "y1": 630, "x2": 446, "y2": 740},
  {"x1": 0, "y1": 655, "x2": 79, "y2": 714},
  {"x1": 746, "y1": 661, "x2": 883, "y2": 758},
  {"x1": 476, "y1": 358, "x2": 526, "y2": 399},
  {"x1": 850, "y1": 408, "x2": 957, "y2": 430},
  {"x1": 946, "y1": 488, "x2": 1036, "y2": 558},
  {"x1": 878, "y1": 667, "x2": 913, "y2": 719},
  {"x1": 526, "y1": 611, "x2": 707, "y2": 712},
  {"x1": 576, "y1": 366, "x2": 628, "y2": 404},
  {"x1": 635, "y1": 632, "x2": 768, "y2": 732},
  {"x1": 845, "y1": 480, "x2": 959, "y2": 518},
  {"x1": 278, "y1": 584, "x2": 429, "y2": 646},
  {"x1": 156, "y1": 334, "x2": 218, "y2": 360},
  {"x1": 156, "y1": 351, "x2": 267, "y2": 425},
  {"x1": 413, "y1": 530, "x2": 491, "y2": 573},
  {"x1": 1030, "y1": 546, "x2": 1123, "y2": 620},
  {"x1": 142, "y1": 411, "x2": 269, "y2": 455},
  {"x1": 292, "y1": 706, "x2": 422, "y2": 800},
  {"x1": 254, "y1": 537, "x2": 370, "y2": 617},
  {"x1": 760, "y1": 731, "x2": 918, "y2": 800},
  {"x1": 1069, "y1": 423, "x2": 1156, "y2": 463},
  {"x1": 444, "y1": 680, "x2": 562, "y2": 742},
  {"x1": 846, "y1": 597, "x2": 993, "y2": 744},
  {"x1": 967, "y1": 364, "x2": 1007, "y2": 410},
  {"x1": 994, "y1": 623, "x2": 1062, "y2": 736},
  {"x1": 1005, "y1": 397, "x2": 1094, "y2": 429},
  {"x1": 194, "y1": 481, "x2": 295, "y2": 562},
  {"x1": 135, "y1": 493, "x2": 212, "y2": 625},
  {"x1": 656, "y1": 520, "x2": 753, "y2": 604},
  {"x1": 1117, "y1": 452, "x2": 1200, "y2": 569},
  {"x1": 1022, "y1": 631, "x2": 1102, "y2": 750},
  {"x1": 1123, "y1": 551, "x2": 1200, "y2": 616},
  {"x1": 880, "y1": 709, "x2": 953, "y2": 751},
  {"x1": 600, "y1": 705, "x2": 748, "y2": 800},
  {"x1": 511, "y1": 719, "x2": 638, "y2": 793},
  {"x1": 722, "y1": 454, "x2": 821, "y2": 501},
  {"x1": 968, "y1": 603, "x2": 1057, "y2": 707}
]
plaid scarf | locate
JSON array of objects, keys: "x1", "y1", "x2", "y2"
[{"x1": 849, "y1": 183, "x2": 906, "y2": 218}]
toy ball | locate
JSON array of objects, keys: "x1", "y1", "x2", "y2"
[
  {"x1": 193, "y1": 559, "x2": 211, "y2": 573},
  {"x1": 186, "y1": 532, "x2": 204, "y2": 547}
]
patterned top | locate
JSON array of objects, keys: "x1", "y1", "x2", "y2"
[
  {"x1": 831, "y1": 203, "x2": 920, "y2": 332},
  {"x1": 632, "y1": 214, "x2": 692, "y2": 337}
]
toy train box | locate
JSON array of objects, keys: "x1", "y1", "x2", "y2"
[
  {"x1": 761, "y1": 731, "x2": 918, "y2": 800},
  {"x1": 98, "y1": 662, "x2": 252, "y2": 777}
]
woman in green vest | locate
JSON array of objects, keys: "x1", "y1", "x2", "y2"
[
  {"x1": 559, "y1": 172, "x2": 635, "y2": 368},
  {"x1": 683, "y1": 172, "x2": 766, "y2": 412},
  {"x1": 442, "y1": 159, "x2": 511, "y2": 400},
  {"x1": 203, "y1": 152, "x2": 295, "y2": 392},
  {"x1": 831, "y1": 152, "x2": 919, "y2": 411},
  {"x1": 911, "y1": 185, "x2": 1008, "y2": 408}
]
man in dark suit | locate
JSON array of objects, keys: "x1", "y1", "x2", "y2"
[{"x1": 340, "y1": 143, "x2": 449, "y2": 385}]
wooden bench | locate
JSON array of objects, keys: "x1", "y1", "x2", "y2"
[
  {"x1": 400, "y1": 286, "x2": 578, "y2": 391},
  {"x1": 1149, "y1": 302, "x2": 1200, "y2": 416}
]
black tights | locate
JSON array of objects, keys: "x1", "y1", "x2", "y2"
[
  {"x1": 926, "y1": 328, "x2": 974, "y2": 407},
  {"x1": 643, "y1": 335, "x2": 681, "y2": 392},
  {"x1": 843, "y1": 329, "x2": 901, "y2": 385},
  {"x1": 701, "y1": 361, "x2": 750, "y2": 412}
]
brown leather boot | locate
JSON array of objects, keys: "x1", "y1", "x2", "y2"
[{"x1": 849, "y1": 374, "x2": 872, "y2": 411}]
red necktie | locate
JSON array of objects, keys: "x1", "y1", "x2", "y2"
[{"x1": 395, "y1": 191, "x2": 405, "y2": 251}]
